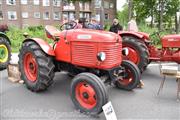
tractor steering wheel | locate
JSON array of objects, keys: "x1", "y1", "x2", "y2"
[{"x1": 60, "y1": 21, "x2": 77, "y2": 31}]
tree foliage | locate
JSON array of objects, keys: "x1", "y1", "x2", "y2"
[
  {"x1": 117, "y1": 4, "x2": 129, "y2": 26},
  {"x1": 132, "y1": 0, "x2": 180, "y2": 31}
]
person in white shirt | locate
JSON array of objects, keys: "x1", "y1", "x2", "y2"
[{"x1": 127, "y1": 18, "x2": 138, "y2": 32}]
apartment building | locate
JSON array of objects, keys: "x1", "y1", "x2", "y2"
[{"x1": 0, "y1": 0, "x2": 116, "y2": 28}]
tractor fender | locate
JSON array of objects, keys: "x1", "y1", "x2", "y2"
[
  {"x1": 0, "y1": 32, "x2": 11, "y2": 45},
  {"x1": 118, "y1": 31, "x2": 144, "y2": 39},
  {"x1": 23, "y1": 38, "x2": 55, "y2": 56}
]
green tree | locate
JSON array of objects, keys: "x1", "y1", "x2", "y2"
[
  {"x1": 133, "y1": 0, "x2": 156, "y2": 27},
  {"x1": 117, "y1": 4, "x2": 129, "y2": 26},
  {"x1": 133, "y1": 0, "x2": 180, "y2": 31},
  {"x1": 164, "y1": 0, "x2": 180, "y2": 32}
]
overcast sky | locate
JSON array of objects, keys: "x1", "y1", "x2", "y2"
[{"x1": 117, "y1": 0, "x2": 127, "y2": 11}]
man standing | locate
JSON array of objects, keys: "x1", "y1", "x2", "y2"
[{"x1": 109, "y1": 19, "x2": 123, "y2": 33}]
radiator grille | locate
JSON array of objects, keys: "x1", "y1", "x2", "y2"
[
  {"x1": 72, "y1": 42, "x2": 97, "y2": 66},
  {"x1": 72, "y1": 42, "x2": 122, "y2": 69},
  {"x1": 99, "y1": 43, "x2": 122, "y2": 67}
]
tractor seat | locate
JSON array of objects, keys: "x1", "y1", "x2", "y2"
[{"x1": 45, "y1": 25, "x2": 60, "y2": 39}]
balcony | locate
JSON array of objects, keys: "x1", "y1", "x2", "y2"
[
  {"x1": 63, "y1": 5, "x2": 75, "y2": 11},
  {"x1": 63, "y1": 1, "x2": 75, "y2": 11},
  {"x1": 79, "y1": 1, "x2": 90, "y2": 12}
]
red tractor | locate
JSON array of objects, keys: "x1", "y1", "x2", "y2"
[
  {"x1": 119, "y1": 31, "x2": 180, "y2": 72},
  {"x1": 18, "y1": 22, "x2": 140, "y2": 115}
]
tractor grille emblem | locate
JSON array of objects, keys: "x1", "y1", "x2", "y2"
[{"x1": 77, "y1": 35, "x2": 92, "y2": 39}]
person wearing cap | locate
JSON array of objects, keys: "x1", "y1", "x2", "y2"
[{"x1": 109, "y1": 19, "x2": 123, "y2": 33}]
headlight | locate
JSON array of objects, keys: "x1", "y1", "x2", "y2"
[
  {"x1": 122, "y1": 48, "x2": 129, "y2": 56},
  {"x1": 97, "y1": 52, "x2": 106, "y2": 61}
]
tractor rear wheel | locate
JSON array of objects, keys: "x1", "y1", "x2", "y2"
[
  {"x1": 122, "y1": 36, "x2": 149, "y2": 72},
  {"x1": 115, "y1": 60, "x2": 140, "y2": 90},
  {"x1": 0, "y1": 37, "x2": 11, "y2": 70},
  {"x1": 18, "y1": 41, "x2": 55, "y2": 92},
  {"x1": 70, "y1": 73, "x2": 108, "y2": 115}
]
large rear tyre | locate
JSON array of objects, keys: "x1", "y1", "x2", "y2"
[
  {"x1": 115, "y1": 60, "x2": 140, "y2": 90},
  {"x1": 18, "y1": 41, "x2": 55, "y2": 92},
  {"x1": 0, "y1": 37, "x2": 11, "y2": 70},
  {"x1": 70, "y1": 73, "x2": 108, "y2": 115},
  {"x1": 122, "y1": 36, "x2": 149, "y2": 72}
]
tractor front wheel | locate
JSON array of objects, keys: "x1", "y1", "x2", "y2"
[
  {"x1": 0, "y1": 37, "x2": 11, "y2": 70},
  {"x1": 70, "y1": 73, "x2": 108, "y2": 115},
  {"x1": 115, "y1": 60, "x2": 140, "y2": 90},
  {"x1": 18, "y1": 41, "x2": 55, "y2": 92}
]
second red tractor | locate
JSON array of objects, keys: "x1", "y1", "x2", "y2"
[{"x1": 119, "y1": 31, "x2": 180, "y2": 72}]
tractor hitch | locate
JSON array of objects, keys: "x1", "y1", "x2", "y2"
[{"x1": 107, "y1": 66, "x2": 124, "y2": 83}]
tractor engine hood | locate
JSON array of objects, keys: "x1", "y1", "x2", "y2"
[
  {"x1": 162, "y1": 34, "x2": 180, "y2": 48},
  {"x1": 162, "y1": 34, "x2": 180, "y2": 41},
  {"x1": 68, "y1": 29, "x2": 121, "y2": 43}
]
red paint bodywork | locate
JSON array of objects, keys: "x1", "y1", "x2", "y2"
[
  {"x1": 33, "y1": 28, "x2": 122, "y2": 70},
  {"x1": 69, "y1": 29, "x2": 121, "y2": 69},
  {"x1": 148, "y1": 34, "x2": 180, "y2": 63},
  {"x1": 119, "y1": 31, "x2": 150, "y2": 41},
  {"x1": 136, "y1": 32, "x2": 150, "y2": 40},
  {"x1": 24, "y1": 38, "x2": 55, "y2": 56},
  {"x1": 161, "y1": 35, "x2": 180, "y2": 48}
]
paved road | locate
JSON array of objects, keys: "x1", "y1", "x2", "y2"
[{"x1": 0, "y1": 64, "x2": 180, "y2": 120}]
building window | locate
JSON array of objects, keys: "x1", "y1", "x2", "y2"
[
  {"x1": 104, "y1": 1, "x2": 109, "y2": 9},
  {"x1": 0, "y1": 11, "x2": 3, "y2": 20},
  {"x1": 63, "y1": 12, "x2": 75, "y2": 21},
  {"x1": 79, "y1": 12, "x2": 90, "y2": 21},
  {"x1": 79, "y1": 1, "x2": 90, "y2": 11},
  {"x1": 21, "y1": 0, "x2": 27, "y2": 5},
  {"x1": 22, "y1": 12, "x2": 28, "y2": 18},
  {"x1": 94, "y1": 0, "x2": 101, "y2": 8},
  {"x1": 95, "y1": 14, "x2": 100, "y2": 22},
  {"x1": 54, "y1": 12, "x2": 60, "y2": 20},
  {"x1": 79, "y1": 13, "x2": 83, "y2": 18},
  {"x1": 84, "y1": 13, "x2": 90, "y2": 20},
  {"x1": 53, "y1": 0, "x2": 61, "y2": 6},
  {"x1": 84, "y1": 1, "x2": 90, "y2": 11},
  {"x1": 79, "y1": 1, "x2": 83, "y2": 11},
  {"x1": 63, "y1": 0, "x2": 75, "y2": 10},
  {"x1": 34, "y1": 12, "x2": 40, "y2": 18},
  {"x1": 69, "y1": 12, "x2": 75, "y2": 20},
  {"x1": 63, "y1": 12, "x2": 68, "y2": 20},
  {"x1": 43, "y1": 12, "x2": 50, "y2": 20},
  {"x1": 34, "y1": 0, "x2": 39, "y2": 5},
  {"x1": 6, "y1": 0, "x2": 16, "y2": 5},
  {"x1": 105, "y1": 13, "x2": 109, "y2": 20},
  {"x1": 43, "y1": 0, "x2": 50, "y2": 6},
  {"x1": 8, "y1": 11, "x2": 17, "y2": 20},
  {"x1": 110, "y1": 3, "x2": 114, "y2": 8}
]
